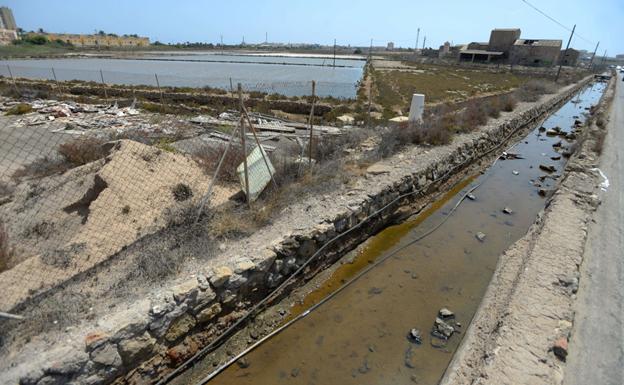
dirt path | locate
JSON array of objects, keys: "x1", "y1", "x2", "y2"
[{"x1": 564, "y1": 74, "x2": 624, "y2": 385}]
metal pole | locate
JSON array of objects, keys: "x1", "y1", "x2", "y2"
[
  {"x1": 415, "y1": 28, "x2": 420, "y2": 52},
  {"x1": 99, "y1": 69, "x2": 109, "y2": 103},
  {"x1": 422, "y1": 36, "x2": 426, "y2": 50},
  {"x1": 368, "y1": 38, "x2": 373, "y2": 63},
  {"x1": 589, "y1": 41, "x2": 599, "y2": 71},
  {"x1": 333, "y1": 39, "x2": 336, "y2": 67},
  {"x1": 229, "y1": 77, "x2": 234, "y2": 94},
  {"x1": 367, "y1": 85, "x2": 372, "y2": 128},
  {"x1": 308, "y1": 80, "x2": 316, "y2": 167},
  {"x1": 195, "y1": 122, "x2": 241, "y2": 221},
  {"x1": 220, "y1": 35, "x2": 224, "y2": 55},
  {"x1": 50, "y1": 67, "x2": 61, "y2": 98},
  {"x1": 238, "y1": 83, "x2": 251, "y2": 204},
  {"x1": 6, "y1": 65, "x2": 19, "y2": 96},
  {"x1": 600, "y1": 50, "x2": 607, "y2": 65},
  {"x1": 154, "y1": 73, "x2": 164, "y2": 112},
  {"x1": 555, "y1": 24, "x2": 575, "y2": 82}
]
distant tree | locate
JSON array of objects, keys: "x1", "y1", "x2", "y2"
[
  {"x1": 353, "y1": 48, "x2": 362, "y2": 54},
  {"x1": 98, "y1": 30, "x2": 105, "y2": 36},
  {"x1": 152, "y1": 40, "x2": 164, "y2": 46},
  {"x1": 37, "y1": 28, "x2": 45, "y2": 33}
]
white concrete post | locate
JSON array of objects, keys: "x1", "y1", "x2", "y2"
[{"x1": 408, "y1": 93, "x2": 425, "y2": 123}]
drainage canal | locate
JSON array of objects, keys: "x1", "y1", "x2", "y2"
[{"x1": 174, "y1": 82, "x2": 605, "y2": 385}]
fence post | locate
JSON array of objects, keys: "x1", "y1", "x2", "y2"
[
  {"x1": 99, "y1": 69, "x2": 109, "y2": 104},
  {"x1": 238, "y1": 83, "x2": 251, "y2": 205},
  {"x1": 6, "y1": 65, "x2": 20, "y2": 97},
  {"x1": 308, "y1": 80, "x2": 316, "y2": 167},
  {"x1": 50, "y1": 67, "x2": 61, "y2": 99},
  {"x1": 229, "y1": 77, "x2": 234, "y2": 95},
  {"x1": 367, "y1": 84, "x2": 372, "y2": 128},
  {"x1": 155, "y1": 73, "x2": 165, "y2": 112}
]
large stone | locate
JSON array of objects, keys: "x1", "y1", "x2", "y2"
[
  {"x1": 118, "y1": 332, "x2": 157, "y2": 365},
  {"x1": 172, "y1": 279, "x2": 199, "y2": 304},
  {"x1": 196, "y1": 303, "x2": 222, "y2": 324},
  {"x1": 45, "y1": 349, "x2": 89, "y2": 375},
  {"x1": 434, "y1": 317, "x2": 455, "y2": 338},
  {"x1": 85, "y1": 331, "x2": 109, "y2": 352},
  {"x1": 254, "y1": 249, "x2": 276, "y2": 272},
  {"x1": 367, "y1": 164, "x2": 392, "y2": 175},
  {"x1": 90, "y1": 343, "x2": 122, "y2": 368},
  {"x1": 225, "y1": 273, "x2": 248, "y2": 289},
  {"x1": 234, "y1": 259, "x2": 256, "y2": 274},
  {"x1": 97, "y1": 300, "x2": 150, "y2": 342},
  {"x1": 149, "y1": 302, "x2": 188, "y2": 338},
  {"x1": 209, "y1": 266, "x2": 233, "y2": 288},
  {"x1": 164, "y1": 313, "x2": 197, "y2": 342},
  {"x1": 194, "y1": 287, "x2": 217, "y2": 310}
]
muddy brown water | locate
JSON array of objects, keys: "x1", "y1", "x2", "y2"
[{"x1": 178, "y1": 83, "x2": 605, "y2": 385}]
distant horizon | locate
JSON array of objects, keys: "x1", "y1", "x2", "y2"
[{"x1": 5, "y1": 0, "x2": 624, "y2": 55}]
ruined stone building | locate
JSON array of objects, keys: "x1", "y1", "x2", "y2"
[
  {"x1": 459, "y1": 28, "x2": 564, "y2": 67},
  {"x1": 559, "y1": 48, "x2": 580, "y2": 66},
  {"x1": 510, "y1": 39, "x2": 562, "y2": 66}
]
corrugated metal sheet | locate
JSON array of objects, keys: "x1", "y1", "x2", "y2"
[{"x1": 237, "y1": 146, "x2": 275, "y2": 202}]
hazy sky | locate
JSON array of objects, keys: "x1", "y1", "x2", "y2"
[{"x1": 6, "y1": 0, "x2": 624, "y2": 55}]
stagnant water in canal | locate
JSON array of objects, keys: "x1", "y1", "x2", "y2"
[{"x1": 177, "y1": 82, "x2": 605, "y2": 385}]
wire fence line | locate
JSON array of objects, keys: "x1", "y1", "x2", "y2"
[
  {"x1": 0, "y1": 64, "x2": 360, "y2": 99},
  {"x1": 0, "y1": 59, "x2": 339, "y2": 330}
]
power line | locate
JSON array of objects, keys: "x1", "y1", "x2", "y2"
[{"x1": 519, "y1": 0, "x2": 595, "y2": 46}]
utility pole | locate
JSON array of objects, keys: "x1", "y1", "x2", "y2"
[
  {"x1": 333, "y1": 38, "x2": 336, "y2": 67},
  {"x1": 415, "y1": 28, "x2": 420, "y2": 51},
  {"x1": 368, "y1": 38, "x2": 373, "y2": 63},
  {"x1": 422, "y1": 36, "x2": 426, "y2": 50},
  {"x1": 555, "y1": 24, "x2": 575, "y2": 82},
  {"x1": 600, "y1": 50, "x2": 608, "y2": 65},
  {"x1": 220, "y1": 34, "x2": 223, "y2": 55},
  {"x1": 589, "y1": 41, "x2": 600, "y2": 71},
  {"x1": 265, "y1": 32, "x2": 268, "y2": 44}
]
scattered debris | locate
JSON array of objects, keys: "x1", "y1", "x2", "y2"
[
  {"x1": 502, "y1": 207, "x2": 513, "y2": 215},
  {"x1": 466, "y1": 193, "x2": 476, "y2": 201},
  {"x1": 433, "y1": 317, "x2": 455, "y2": 339},
  {"x1": 552, "y1": 337, "x2": 568, "y2": 361},
  {"x1": 438, "y1": 308, "x2": 454, "y2": 319},
  {"x1": 475, "y1": 232, "x2": 486, "y2": 242},
  {"x1": 590, "y1": 168, "x2": 610, "y2": 191},
  {"x1": 539, "y1": 164, "x2": 557, "y2": 173},
  {"x1": 407, "y1": 328, "x2": 422, "y2": 344},
  {"x1": 512, "y1": 170, "x2": 519, "y2": 175}
]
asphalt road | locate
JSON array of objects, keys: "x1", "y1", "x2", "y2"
[{"x1": 565, "y1": 74, "x2": 624, "y2": 385}]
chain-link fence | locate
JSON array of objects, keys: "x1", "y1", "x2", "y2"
[{"x1": 0, "y1": 61, "x2": 351, "y2": 333}]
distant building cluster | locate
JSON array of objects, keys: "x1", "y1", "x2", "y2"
[
  {"x1": 33, "y1": 33, "x2": 150, "y2": 47},
  {"x1": 0, "y1": 6, "x2": 17, "y2": 45},
  {"x1": 457, "y1": 28, "x2": 575, "y2": 67},
  {"x1": 0, "y1": 6, "x2": 149, "y2": 47}
]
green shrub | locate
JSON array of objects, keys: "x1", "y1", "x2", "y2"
[{"x1": 5, "y1": 103, "x2": 32, "y2": 115}]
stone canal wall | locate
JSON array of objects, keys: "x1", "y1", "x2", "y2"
[{"x1": 5, "y1": 77, "x2": 593, "y2": 385}]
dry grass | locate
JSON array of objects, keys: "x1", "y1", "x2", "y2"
[
  {"x1": 192, "y1": 144, "x2": 246, "y2": 183},
  {"x1": 58, "y1": 137, "x2": 108, "y2": 166},
  {"x1": 514, "y1": 80, "x2": 559, "y2": 102},
  {"x1": 371, "y1": 63, "x2": 526, "y2": 113},
  {"x1": 12, "y1": 156, "x2": 72, "y2": 181}
]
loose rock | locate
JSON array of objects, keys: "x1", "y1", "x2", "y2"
[{"x1": 475, "y1": 232, "x2": 486, "y2": 242}]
